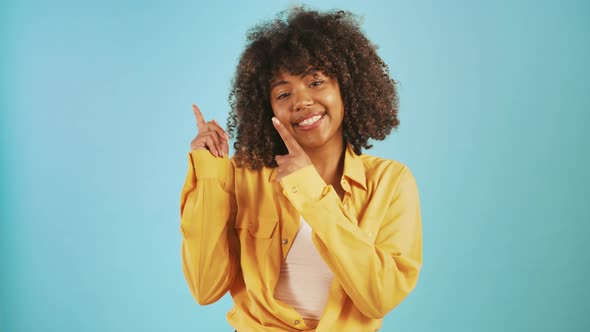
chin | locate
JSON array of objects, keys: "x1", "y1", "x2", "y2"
[{"x1": 298, "y1": 137, "x2": 330, "y2": 151}]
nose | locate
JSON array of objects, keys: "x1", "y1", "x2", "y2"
[{"x1": 293, "y1": 90, "x2": 313, "y2": 112}]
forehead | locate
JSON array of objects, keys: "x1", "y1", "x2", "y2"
[{"x1": 271, "y1": 68, "x2": 324, "y2": 84}]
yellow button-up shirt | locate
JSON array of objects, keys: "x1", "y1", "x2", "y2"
[{"x1": 180, "y1": 145, "x2": 422, "y2": 331}]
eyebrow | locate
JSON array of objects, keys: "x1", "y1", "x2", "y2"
[
  {"x1": 270, "y1": 69, "x2": 324, "y2": 90},
  {"x1": 270, "y1": 80, "x2": 288, "y2": 89}
]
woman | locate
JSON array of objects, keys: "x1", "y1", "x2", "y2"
[{"x1": 180, "y1": 7, "x2": 422, "y2": 331}]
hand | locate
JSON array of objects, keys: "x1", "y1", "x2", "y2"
[
  {"x1": 272, "y1": 117, "x2": 312, "y2": 182},
  {"x1": 190, "y1": 104, "x2": 230, "y2": 158}
]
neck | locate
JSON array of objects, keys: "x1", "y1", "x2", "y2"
[{"x1": 304, "y1": 139, "x2": 346, "y2": 186}]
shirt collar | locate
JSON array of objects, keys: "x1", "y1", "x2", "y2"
[
  {"x1": 342, "y1": 144, "x2": 367, "y2": 190},
  {"x1": 268, "y1": 144, "x2": 367, "y2": 191}
]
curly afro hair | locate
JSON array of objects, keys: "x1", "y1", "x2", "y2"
[{"x1": 227, "y1": 6, "x2": 399, "y2": 169}]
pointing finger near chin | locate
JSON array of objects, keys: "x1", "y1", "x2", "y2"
[{"x1": 272, "y1": 117, "x2": 305, "y2": 155}]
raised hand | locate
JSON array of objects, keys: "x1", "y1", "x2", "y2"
[
  {"x1": 272, "y1": 117, "x2": 312, "y2": 182},
  {"x1": 190, "y1": 104, "x2": 230, "y2": 158}
]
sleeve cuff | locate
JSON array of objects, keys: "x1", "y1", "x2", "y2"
[
  {"x1": 189, "y1": 150, "x2": 230, "y2": 180},
  {"x1": 279, "y1": 165, "x2": 328, "y2": 212}
]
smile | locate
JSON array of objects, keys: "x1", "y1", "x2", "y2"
[{"x1": 295, "y1": 113, "x2": 326, "y2": 130}]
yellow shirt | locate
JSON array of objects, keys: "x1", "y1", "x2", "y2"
[{"x1": 180, "y1": 145, "x2": 422, "y2": 331}]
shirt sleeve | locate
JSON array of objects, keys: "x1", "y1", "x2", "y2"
[
  {"x1": 180, "y1": 150, "x2": 239, "y2": 305},
  {"x1": 279, "y1": 164, "x2": 422, "y2": 319}
]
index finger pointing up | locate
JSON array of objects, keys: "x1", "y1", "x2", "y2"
[
  {"x1": 272, "y1": 117, "x2": 302, "y2": 154},
  {"x1": 192, "y1": 104, "x2": 207, "y2": 132}
]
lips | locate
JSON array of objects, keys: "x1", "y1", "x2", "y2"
[
  {"x1": 293, "y1": 112, "x2": 326, "y2": 127},
  {"x1": 298, "y1": 114, "x2": 323, "y2": 126}
]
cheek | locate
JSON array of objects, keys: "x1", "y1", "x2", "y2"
[
  {"x1": 271, "y1": 106, "x2": 293, "y2": 126},
  {"x1": 270, "y1": 103, "x2": 285, "y2": 117},
  {"x1": 322, "y1": 92, "x2": 344, "y2": 116}
]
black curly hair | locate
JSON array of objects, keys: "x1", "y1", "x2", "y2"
[{"x1": 227, "y1": 6, "x2": 399, "y2": 169}]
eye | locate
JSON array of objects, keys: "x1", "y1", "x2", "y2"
[
  {"x1": 309, "y1": 80, "x2": 324, "y2": 87},
  {"x1": 276, "y1": 92, "x2": 290, "y2": 100}
]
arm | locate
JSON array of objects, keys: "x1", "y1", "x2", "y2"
[
  {"x1": 280, "y1": 164, "x2": 422, "y2": 319},
  {"x1": 180, "y1": 150, "x2": 239, "y2": 305}
]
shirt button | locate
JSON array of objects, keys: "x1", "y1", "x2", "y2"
[
  {"x1": 294, "y1": 320, "x2": 300, "y2": 325},
  {"x1": 282, "y1": 239, "x2": 289, "y2": 245},
  {"x1": 291, "y1": 186, "x2": 298, "y2": 193}
]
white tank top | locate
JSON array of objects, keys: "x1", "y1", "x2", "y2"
[{"x1": 274, "y1": 216, "x2": 334, "y2": 328}]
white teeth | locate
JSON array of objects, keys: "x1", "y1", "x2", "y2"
[{"x1": 298, "y1": 115, "x2": 323, "y2": 127}]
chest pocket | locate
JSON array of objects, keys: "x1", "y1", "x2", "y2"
[
  {"x1": 235, "y1": 216, "x2": 278, "y2": 239},
  {"x1": 234, "y1": 216, "x2": 279, "y2": 280}
]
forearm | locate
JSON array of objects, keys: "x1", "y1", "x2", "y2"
[
  {"x1": 305, "y1": 199, "x2": 421, "y2": 318},
  {"x1": 180, "y1": 151, "x2": 238, "y2": 305},
  {"x1": 280, "y1": 165, "x2": 422, "y2": 318}
]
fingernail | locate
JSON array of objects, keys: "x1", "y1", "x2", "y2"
[{"x1": 272, "y1": 117, "x2": 279, "y2": 125}]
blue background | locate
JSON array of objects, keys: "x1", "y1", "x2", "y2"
[{"x1": 1, "y1": 0, "x2": 589, "y2": 331}]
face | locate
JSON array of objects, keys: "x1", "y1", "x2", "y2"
[{"x1": 269, "y1": 69, "x2": 345, "y2": 152}]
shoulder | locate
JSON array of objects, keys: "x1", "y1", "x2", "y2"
[
  {"x1": 359, "y1": 152, "x2": 409, "y2": 178},
  {"x1": 358, "y1": 152, "x2": 417, "y2": 189}
]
